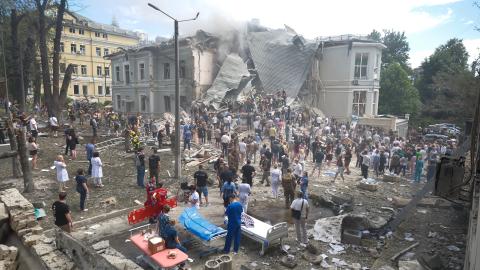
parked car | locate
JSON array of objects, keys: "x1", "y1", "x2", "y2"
[{"x1": 423, "y1": 133, "x2": 449, "y2": 142}]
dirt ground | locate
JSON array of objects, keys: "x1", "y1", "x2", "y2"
[{"x1": 0, "y1": 120, "x2": 468, "y2": 269}]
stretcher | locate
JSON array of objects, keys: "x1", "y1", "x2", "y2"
[
  {"x1": 129, "y1": 225, "x2": 188, "y2": 270},
  {"x1": 241, "y1": 214, "x2": 288, "y2": 255},
  {"x1": 178, "y1": 207, "x2": 227, "y2": 257}
]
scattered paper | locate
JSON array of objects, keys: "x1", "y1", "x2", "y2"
[
  {"x1": 84, "y1": 231, "x2": 94, "y2": 235},
  {"x1": 134, "y1": 200, "x2": 143, "y2": 205},
  {"x1": 331, "y1": 258, "x2": 348, "y2": 267},
  {"x1": 50, "y1": 166, "x2": 55, "y2": 170},
  {"x1": 89, "y1": 224, "x2": 100, "y2": 230},
  {"x1": 417, "y1": 209, "x2": 427, "y2": 214},
  {"x1": 125, "y1": 239, "x2": 131, "y2": 243},
  {"x1": 329, "y1": 243, "x2": 345, "y2": 255},
  {"x1": 41, "y1": 169, "x2": 50, "y2": 172}
]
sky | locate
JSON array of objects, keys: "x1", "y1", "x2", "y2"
[{"x1": 74, "y1": 0, "x2": 480, "y2": 68}]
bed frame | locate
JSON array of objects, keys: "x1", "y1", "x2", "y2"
[{"x1": 241, "y1": 216, "x2": 289, "y2": 255}]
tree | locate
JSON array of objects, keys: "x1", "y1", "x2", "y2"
[
  {"x1": 379, "y1": 62, "x2": 421, "y2": 116},
  {"x1": 416, "y1": 38, "x2": 469, "y2": 103},
  {"x1": 381, "y1": 30, "x2": 410, "y2": 71},
  {"x1": 367, "y1": 29, "x2": 381, "y2": 42},
  {"x1": 35, "y1": 0, "x2": 73, "y2": 116}
]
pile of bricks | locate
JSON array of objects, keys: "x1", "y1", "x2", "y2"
[
  {"x1": 0, "y1": 188, "x2": 75, "y2": 270},
  {"x1": 0, "y1": 188, "x2": 42, "y2": 238},
  {"x1": 0, "y1": 244, "x2": 18, "y2": 270}
]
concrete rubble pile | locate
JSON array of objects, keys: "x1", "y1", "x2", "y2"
[
  {"x1": 0, "y1": 244, "x2": 18, "y2": 270},
  {"x1": 0, "y1": 188, "x2": 75, "y2": 270},
  {"x1": 92, "y1": 240, "x2": 142, "y2": 270}
]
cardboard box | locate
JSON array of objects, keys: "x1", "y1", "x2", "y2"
[{"x1": 148, "y1": 237, "x2": 165, "y2": 254}]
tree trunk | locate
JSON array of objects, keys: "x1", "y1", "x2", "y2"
[
  {"x1": 59, "y1": 64, "x2": 73, "y2": 106},
  {"x1": 16, "y1": 128, "x2": 33, "y2": 192},
  {"x1": 33, "y1": 60, "x2": 41, "y2": 106},
  {"x1": 35, "y1": 0, "x2": 52, "y2": 115},
  {"x1": 23, "y1": 36, "x2": 37, "y2": 108},
  {"x1": 10, "y1": 9, "x2": 26, "y2": 111},
  {"x1": 6, "y1": 120, "x2": 21, "y2": 178},
  {"x1": 51, "y1": 0, "x2": 68, "y2": 116}
]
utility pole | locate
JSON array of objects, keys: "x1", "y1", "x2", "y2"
[
  {"x1": 148, "y1": 3, "x2": 199, "y2": 180},
  {"x1": 1, "y1": 28, "x2": 10, "y2": 116}
]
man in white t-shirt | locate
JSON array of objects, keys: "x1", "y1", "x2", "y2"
[
  {"x1": 290, "y1": 191, "x2": 309, "y2": 245},
  {"x1": 239, "y1": 139, "x2": 247, "y2": 165},
  {"x1": 221, "y1": 133, "x2": 231, "y2": 156},
  {"x1": 29, "y1": 116, "x2": 38, "y2": 138},
  {"x1": 49, "y1": 116, "x2": 59, "y2": 137},
  {"x1": 189, "y1": 185, "x2": 200, "y2": 209}
]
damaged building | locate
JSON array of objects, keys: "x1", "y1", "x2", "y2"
[
  {"x1": 108, "y1": 31, "x2": 221, "y2": 114},
  {"x1": 110, "y1": 23, "x2": 386, "y2": 121}
]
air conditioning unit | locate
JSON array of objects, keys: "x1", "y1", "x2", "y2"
[{"x1": 352, "y1": 79, "x2": 359, "y2": 85}]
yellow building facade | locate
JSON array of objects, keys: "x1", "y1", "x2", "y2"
[{"x1": 59, "y1": 11, "x2": 140, "y2": 102}]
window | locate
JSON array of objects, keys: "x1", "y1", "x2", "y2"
[
  {"x1": 372, "y1": 91, "x2": 378, "y2": 115},
  {"x1": 163, "y1": 63, "x2": 170, "y2": 79},
  {"x1": 69, "y1": 27, "x2": 75, "y2": 33},
  {"x1": 124, "y1": 65, "x2": 130, "y2": 84},
  {"x1": 79, "y1": 29, "x2": 84, "y2": 35},
  {"x1": 354, "y1": 53, "x2": 369, "y2": 80},
  {"x1": 95, "y1": 32, "x2": 101, "y2": 37},
  {"x1": 73, "y1": 85, "x2": 79, "y2": 95},
  {"x1": 70, "y1": 43, "x2": 77, "y2": 54},
  {"x1": 105, "y1": 86, "x2": 111, "y2": 96},
  {"x1": 96, "y1": 66, "x2": 102, "y2": 76},
  {"x1": 98, "y1": 85, "x2": 103, "y2": 96},
  {"x1": 115, "y1": 66, "x2": 120, "y2": 82},
  {"x1": 60, "y1": 42, "x2": 64, "y2": 53},
  {"x1": 141, "y1": 96, "x2": 147, "y2": 112},
  {"x1": 180, "y1": 60, "x2": 186, "y2": 78},
  {"x1": 103, "y1": 33, "x2": 108, "y2": 38},
  {"x1": 139, "y1": 63, "x2": 145, "y2": 80},
  {"x1": 72, "y1": 64, "x2": 78, "y2": 74},
  {"x1": 104, "y1": 67, "x2": 110, "y2": 77},
  {"x1": 82, "y1": 85, "x2": 88, "y2": 96},
  {"x1": 180, "y1": 96, "x2": 187, "y2": 108},
  {"x1": 96, "y1": 47, "x2": 101, "y2": 57},
  {"x1": 81, "y1": 65, "x2": 87, "y2": 75},
  {"x1": 116, "y1": 95, "x2": 121, "y2": 109},
  {"x1": 352, "y1": 91, "x2": 367, "y2": 116},
  {"x1": 104, "y1": 48, "x2": 109, "y2": 56},
  {"x1": 60, "y1": 63, "x2": 66, "y2": 73},
  {"x1": 79, "y1": 45, "x2": 85, "y2": 55},
  {"x1": 164, "y1": 96, "x2": 171, "y2": 112}
]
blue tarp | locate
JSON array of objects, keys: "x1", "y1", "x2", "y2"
[{"x1": 178, "y1": 207, "x2": 226, "y2": 242}]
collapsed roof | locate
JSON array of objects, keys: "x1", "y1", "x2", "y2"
[
  {"x1": 201, "y1": 54, "x2": 251, "y2": 110},
  {"x1": 200, "y1": 27, "x2": 319, "y2": 109}
]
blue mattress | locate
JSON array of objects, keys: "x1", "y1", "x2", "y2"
[{"x1": 178, "y1": 207, "x2": 227, "y2": 241}]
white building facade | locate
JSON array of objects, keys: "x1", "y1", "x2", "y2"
[
  {"x1": 109, "y1": 41, "x2": 217, "y2": 115},
  {"x1": 315, "y1": 38, "x2": 385, "y2": 120}
]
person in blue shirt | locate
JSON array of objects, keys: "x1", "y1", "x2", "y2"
[
  {"x1": 223, "y1": 195, "x2": 243, "y2": 254},
  {"x1": 164, "y1": 220, "x2": 187, "y2": 253},
  {"x1": 157, "y1": 205, "x2": 171, "y2": 238},
  {"x1": 183, "y1": 127, "x2": 192, "y2": 151},
  {"x1": 85, "y1": 138, "x2": 95, "y2": 176},
  {"x1": 299, "y1": 171, "x2": 309, "y2": 200}
]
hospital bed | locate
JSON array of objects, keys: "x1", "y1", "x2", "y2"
[
  {"x1": 178, "y1": 207, "x2": 227, "y2": 257},
  {"x1": 241, "y1": 214, "x2": 288, "y2": 255}
]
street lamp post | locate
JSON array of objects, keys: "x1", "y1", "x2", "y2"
[{"x1": 148, "y1": 3, "x2": 199, "y2": 181}]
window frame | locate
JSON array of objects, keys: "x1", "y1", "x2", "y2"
[
  {"x1": 97, "y1": 85, "x2": 103, "y2": 96},
  {"x1": 104, "y1": 66, "x2": 110, "y2": 77},
  {"x1": 179, "y1": 60, "x2": 186, "y2": 78},
  {"x1": 352, "y1": 90, "x2": 367, "y2": 116},
  {"x1": 79, "y1": 44, "x2": 86, "y2": 55},
  {"x1": 95, "y1": 47, "x2": 101, "y2": 57},
  {"x1": 139, "y1": 63, "x2": 145, "y2": 80},
  {"x1": 70, "y1": 43, "x2": 77, "y2": 54},
  {"x1": 69, "y1": 27, "x2": 75, "y2": 34},
  {"x1": 115, "y1": 66, "x2": 121, "y2": 82},
  {"x1": 105, "y1": 86, "x2": 111, "y2": 96},
  {"x1": 164, "y1": 96, "x2": 171, "y2": 112},
  {"x1": 78, "y1": 29, "x2": 84, "y2": 35},
  {"x1": 72, "y1": 64, "x2": 78, "y2": 75},
  {"x1": 96, "y1": 66, "x2": 102, "y2": 77},
  {"x1": 163, "y1": 63, "x2": 170, "y2": 80},
  {"x1": 104, "y1": 48, "x2": 109, "y2": 56},
  {"x1": 354, "y1": 53, "x2": 369, "y2": 80},
  {"x1": 60, "y1": 42, "x2": 64, "y2": 53},
  {"x1": 81, "y1": 65, "x2": 87, "y2": 75},
  {"x1": 73, "y1": 85, "x2": 79, "y2": 95},
  {"x1": 124, "y1": 64, "x2": 130, "y2": 84},
  {"x1": 95, "y1": 32, "x2": 101, "y2": 37},
  {"x1": 82, "y1": 85, "x2": 88, "y2": 96}
]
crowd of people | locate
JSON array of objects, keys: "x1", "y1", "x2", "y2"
[{"x1": 6, "y1": 92, "x2": 457, "y2": 257}]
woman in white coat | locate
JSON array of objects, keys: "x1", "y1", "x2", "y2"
[
  {"x1": 91, "y1": 152, "x2": 104, "y2": 187},
  {"x1": 54, "y1": 155, "x2": 69, "y2": 192}
]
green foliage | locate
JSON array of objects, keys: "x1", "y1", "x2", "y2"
[
  {"x1": 381, "y1": 30, "x2": 410, "y2": 71},
  {"x1": 379, "y1": 62, "x2": 421, "y2": 117},
  {"x1": 103, "y1": 100, "x2": 112, "y2": 106},
  {"x1": 367, "y1": 30, "x2": 381, "y2": 42},
  {"x1": 416, "y1": 38, "x2": 469, "y2": 103}
]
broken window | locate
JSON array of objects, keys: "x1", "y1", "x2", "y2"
[
  {"x1": 124, "y1": 64, "x2": 130, "y2": 84},
  {"x1": 164, "y1": 63, "x2": 170, "y2": 79},
  {"x1": 139, "y1": 63, "x2": 145, "y2": 80},
  {"x1": 354, "y1": 53, "x2": 368, "y2": 80},
  {"x1": 164, "y1": 96, "x2": 171, "y2": 112},
  {"x1": 179, "y1": 60, "x2": 186, "y2": 78},
  {"x1": 73, "y1": 85, "x2": 79, "y2": 95},
  {"x1": 352, "y1": 91, "x2": 367, "y2": 116}
]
